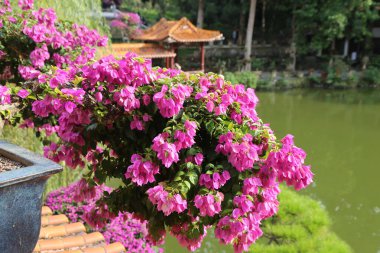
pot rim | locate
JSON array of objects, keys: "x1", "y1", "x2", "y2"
[{"x1": 0, "y1": 140, "x2": 62, "y2": 187}]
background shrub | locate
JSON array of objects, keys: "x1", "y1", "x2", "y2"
[
  {"x1": 361, "y1": 67, "x2": 380, "y2": 87},
  {"x1": 251, "y1": 187, "x2": 353, "y2": 253},
  {"x1": 224, "y1": 71, "x2": 258, "y2": 88}
]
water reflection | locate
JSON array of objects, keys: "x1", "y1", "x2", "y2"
[{"x1": 276, "y1": 88, "x2": 380, "y2": 105}]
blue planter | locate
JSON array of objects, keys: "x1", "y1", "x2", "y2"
[{"x1": 0, "y1": 141, "x2": 62, "y2": 253}]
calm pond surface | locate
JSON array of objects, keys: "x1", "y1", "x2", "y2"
[{"x1": 164, "y1": 89, "x2": 380, "y2": 253}]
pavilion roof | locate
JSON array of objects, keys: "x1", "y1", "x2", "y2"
[
  {"x1": 133, "y1": 17, "x2": 223, "y2": 43},
  {"x1": 111, "y1": 43, "x2": 176, "y2": 59}
]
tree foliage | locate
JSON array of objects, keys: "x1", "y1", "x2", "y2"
[
  {"x1": 35, "y1": 0, "x2": 110, "y2": 36},
  {"x1": 121, "y1": 0, "x2": 378, "y2": 55}
]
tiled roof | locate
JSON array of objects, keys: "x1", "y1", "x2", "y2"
[
  {"x1": 33, "y1": 207, "x2": 125, "y2": 253},
  {"x1": 112, "y1": 43, "x2": 176, "y2": 58},
  {"x1": 133, "y1": 17, "x2": 223, "y2": 43}
]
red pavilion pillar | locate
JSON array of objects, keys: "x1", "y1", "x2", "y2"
[
  {"x1": 200, "y1": 42, "x2": 205, "y2": 72},
  {"x1": 170, "y1": 44, "x2": 178, "y2": 69}
]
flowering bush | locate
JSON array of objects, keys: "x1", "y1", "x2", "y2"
[
  {"x1": 46, "y1": 180, "x2": 161, "y2": 253},
  {"x1": 0, "y1": 0, "x2": 107, "y2": 83},
  {"x1": 0, "y1": 1, "x2": 313, "y2": 252},
  {"x1": 109, "y1": 12, "x2": 142, "y2": 40}
]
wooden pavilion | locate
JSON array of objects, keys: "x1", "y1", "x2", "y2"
[
  {"x1": 111, "y1": 43, "x2": 176, "y2": 61},
  {"x1": 131, "y1": 17, "x2": 223, "y2": 72}
]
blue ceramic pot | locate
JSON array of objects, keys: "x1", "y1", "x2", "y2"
[{"x1": 0, "y1": 141, "x2": 62, "y2": 253}]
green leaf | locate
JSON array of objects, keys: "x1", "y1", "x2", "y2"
[
  {"x1": 184, "y1": 181, "x2": 191, "y2": 189},
  {"x1": 186, "y1": 162, "x2": 194, "y2": 170},
  {"x1": 173, "y1": 176, "x2": 182, "y2": 182}
]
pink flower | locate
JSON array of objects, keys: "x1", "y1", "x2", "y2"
[
  {"x1": 153, "y1": 84, "x2": 192, "y2": 118},
  {"x1": 232, "y1": 195, "x2": 254, "y2": 218},
  {"x1": 17, "y1": 89, "x2": 30, "y2": 98},
  {"x1": 39, "y1": 123, "x2": 58, "y2": 136},
  {"x1": 64, "y1": 101, "x2": 76, "y2": 113},
  {"x1": 199, "y1": 170, "x2": 230, "y2": 190},
  {"x1": 50, "y1": 69, "x2": 69, "y2": 88},
  {"x1": 72, "y1": 179, "x2": 97, "y2": 202},
  {"x1": 18, "y1": 66, "x2": 40, "y2": 80},
  {"x1": 130, "y1": 116, "x2": 144, "y2": 130},
  {"x1": 0, "y1": 50, "x2": 6, "y2": 60},
  {"x1": 170, "y1": 223, "x2": 207, "y2": 251},
  {"x1": 206, "y1": 101, "x2": 214, "y2": 112},
  {"x1": 215, "y1": 216, "x2": 244, "y2": 244},
  {"x1": 0, "y1": 85, "x2": 11, "y2": 105},
  {"x1": 114, "y1": 86, "x2": 140, "y2": 112},
  {"x1": 194, "y1": 192, "x2": 224, "y2": 217},
  {"x1": 152, "y1": 133, "x2": 179, "y2": 168},
  {"x1": 255, "y1": 184, "x2": 280, "y2": 219},
  {"x1": 7, "y1": 16, "x2": 16, "y2": 23},
  {"x1": 18, "y1": 0, "x2": 34, "y2": 10},
  {"x1": 125, "y1": 154, "x2": 160, "y2": 186},
  {"x1": 142, "y1": 94, "x2": 150, "y2": 105},
  {"x1": 30, "y1": 44, "x2": 50, "y2": 68},
  {"x1": 127, "y1": 12, "x2": 141, "y2": 25},
  {"x1": 94, "y1": 92, "x2": 103, "y2": 102},
  {"x1": 82, "y1": 203, "x2": 116, "y2": 229},
  {"x1": 174, "y1": 120, "x2": 197, "y2": 151},
  {"x1": 146, "y1": 185, "x2": 187, "y2": 216},
  {"x1": 216, "y1": 133, "x2": 260, "y2": 172},
  {"x1": 215, "y1": 213, "x2": 263, "y2": 251},
  {"x1": 194, "y1": 153, "x2": 203, "y2": 166},
  {"x1": 110, "y1": 19, "x2": 128, "y2": 29},
  {"x1": 265, "y1": 134, "x2": 313, "y2": 190},
  {"x1": 142, "y1": 113, "x2": 152, "y2": 122},
  {"x1": 61, "y1": 88, "x2": 85, "y2": 103},
  {"x1": 242, "y1": 177, "x2": 262, "y2": 196}
]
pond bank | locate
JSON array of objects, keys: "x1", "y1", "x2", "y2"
[{"x1": 224, "y1": 69, "x2": 380, "y2": 90}]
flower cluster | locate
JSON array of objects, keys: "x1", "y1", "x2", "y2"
[
  {"x1": 194, "y1": 192, "x2": 224, "y2": 217},
  {"x1": 216, "y1": 132, "x2": 260, "y2": 172},
  {"x1": 1, "y1": 1, "x2": 314, "y2": 252},
  {"x1": 153, "y1": 84, "x2": 192, "y2": 118},
  {"x1": 45, "y1": 181, "x2": 160, "y2": 253},
  {"x1": 266, "y1": 134, "x2": 314, "y2": 190},
  {"x1": 174, "y1": 120, "x2": 197, "y2": 151},
  {"x1": 152, "y1": 133, "x2": 180, "y2": 168},
  {"x1": 125, "y1": 154, "x2": 160, "y2": 186},
  {"x1": 170, "y1": 222, "x2": 208, "y2": 251},
  {"x1": 146, "y1": 185, "x2": 187, "y2": 216},
  {"x1": 45, "y1": 179, "x2": 113, "y2": 224},
  {"x1": 109, "y1": 11, "x2": 142, "y2": 39},
  {"x1": 199, "y1": 170, "x2": 230, "y2": 190}
]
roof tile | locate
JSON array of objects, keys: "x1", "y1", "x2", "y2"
[
  {"x1": 41, "y1": 206, "x2": 53, "y2": 216},
  {"x1": 41, "y1": 214, "x2": 69, "y2": 226},
  {"x1": 34, "y1": 232, "x2": 104, "y2": 251},
  {"x1": 39, "y1": 222, "x2": 86, "y2": 239},
  {"x1": 33, "y1": 207, "x2": 125, "y2": 253},
  {"x1": 59, "y1": 242, "x2": 125, "y2": 253},
  {"x1": 112, "y1": 43, "x2": 176, "y2": 59},
  {"x1": 133, "y1": 17, "x2": 223, "y2": 43}
]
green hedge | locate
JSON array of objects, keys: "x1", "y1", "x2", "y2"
[
  {"x1": 224, "y1": 71, "x2": 259, "y2": 88},
  {"x1": 251, "y1": 187, "x2": 352, "y2": 253},
  {"x1": 225, "y1": 68, "x2": 380, "y2": 90}
]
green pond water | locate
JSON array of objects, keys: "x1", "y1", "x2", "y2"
[{"x1": 164, "y1": 89, "x2": 380, "y2": 253}]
